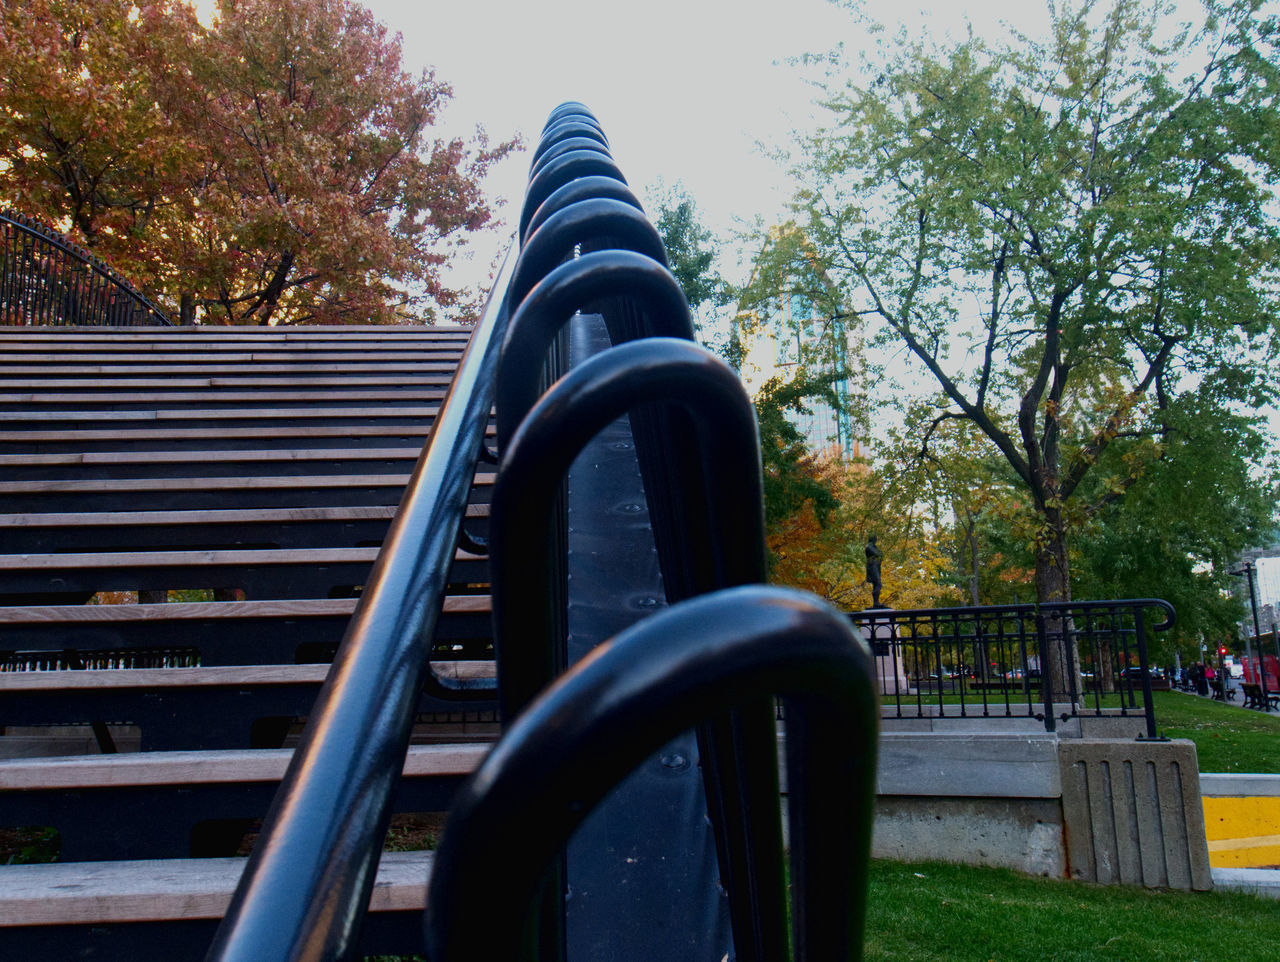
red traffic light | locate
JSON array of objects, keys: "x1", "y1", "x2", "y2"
[{"x1": 1218, "y1": 646, "x2": 1228, "y2": 657}]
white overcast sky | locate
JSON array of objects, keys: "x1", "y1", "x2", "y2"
[{"x1": 360, "y1": 0, "x2": 1067, "y2": 285}]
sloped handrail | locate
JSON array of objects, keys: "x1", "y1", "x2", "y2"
[
  {"x1": 0, "y1": 210, "x2": 171, "y2": 326},
  {"x1": 492, "y1": 102, "x2": 790, "y2": 962},
  {"x1": 204, "y1": 245, "x2": 515, "y2": 962},
  {"x1": 424, "y1": 586, "x2": 881, "y2": 962},
  {"x1": 489, "y1": 337, "x2": 786, "y2": 961}
]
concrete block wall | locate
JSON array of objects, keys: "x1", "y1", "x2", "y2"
[
  {"x1": 781, "y1": 731, "x2": 1213, "y2": 890},
  {"x1": 871, "y1": 733, "x2": 1066, "y2": 877},
  {"x1": 1057, "y1": 740, "x2": 1212, "y2": 889}
]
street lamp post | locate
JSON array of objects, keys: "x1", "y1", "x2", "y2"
[{"x1": 1232, "y1": 562, "x2": 1266, "y2": 701}]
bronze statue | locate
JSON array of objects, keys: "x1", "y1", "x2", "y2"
[{"x1": 865, "y1": 535, "x2": 883, "y2": 607}]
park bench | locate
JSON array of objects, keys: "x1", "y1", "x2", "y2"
[{"x1": 1240, "y1": 682, "x2": 1279, "y2": 711}]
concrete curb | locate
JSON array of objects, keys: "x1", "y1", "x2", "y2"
[{"x1": 1212, "y1": 867, "x2": 1280, "y2": 899}]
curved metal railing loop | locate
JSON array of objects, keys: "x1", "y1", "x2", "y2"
[
  {"x1": 518, "y1": 152, "x2": 628, "y2": 241},
  {"x1": 494, "y1": 250, "x2": 693, "y2": 448},
  {"x1": 541, "y1": 102, "x2": 607, "y2": 136},
  {"x1": 522, "y1": 175, "x2": 644, "y2": 243},
  {"x1": 489, "y1": 335, "x2": 786, "y2": 962},
  {"x1": 530, "y1": 118, "x2": 610, "y2": 159},
  {"x1": 1, "y1": 210, "x2": 172, "y2": 326},
  {"x1": 533, "y1": 120, "x2": 610, "y2": 161},
  {"x1": 423, "y1": 586, "x2": 881, "y2": 962},
  {"x1": 490, "y1": 336, "x2": 764, "y2": 718},
  {"x1": 529, "y1": 123, "x2": 610, "y2": 167},
  {"x1": 528, "y1": 136, "x2": 613, "y2": 180},
  {"x1": 204, "y1": 243, "x2": 516, "y2": 962},
  {"x1": 509, "y1": 198, "x2": 667, "y2": 310}
]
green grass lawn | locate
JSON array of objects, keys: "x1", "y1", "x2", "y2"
[
  {"x1": 1153, "y1": 689, "x2": 1280, "y2": 773},
  {"x1": 865, "y1": 858, "x2": 1279, "y2": 962},
  {"x1": 366, "y1": 856, "x2": 1280, "y2": 962}
]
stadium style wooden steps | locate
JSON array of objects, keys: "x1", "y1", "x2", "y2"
[{"x1": 0, "y1": 325, "x2": 497, "y2": 957}]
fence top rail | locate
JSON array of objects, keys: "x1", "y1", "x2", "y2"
[
  {"x1": 1, "y1": 210, "x2": 172, "y2": 327},
  {"x1": 850, "y1": 598, "x2": 1176, "y2": 633}
]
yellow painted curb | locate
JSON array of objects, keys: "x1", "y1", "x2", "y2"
[{"x1": 1202, "y1": 796, "x2": 1280, "y2": 868}]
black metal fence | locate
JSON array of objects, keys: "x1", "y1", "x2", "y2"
[
  {"x1": 851, "y1": 598, "x2": 1175, "y2": 738},
  {"x1": 1, "y1": 210, "x2": 171, "y2": 326}
]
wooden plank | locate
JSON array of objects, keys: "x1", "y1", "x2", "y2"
[
  {"x1": 0, "y1": 363, "x2": 460, "y2": 376},
  {"x1": 0, "y1": 742, "x2": 485, "y2": 790},
  {"x1": 0, "y1": 376, "x2": 456, "y2": 389},
  {"x1": 0, "y1": 546, "x2": 401, "y2": 570},
  {"x1": 0, "y1": 390, "x2": 449, "y2": 405},
  {"x1": 0, "y1": 594, "x2": 489, "y2": 625},
  {"x1": 0, "y1": 447, "x2": 423, "y2": 468},
  {"x1": 0, "y1": 324, "x2": 469, "y2": 339},
  {"x1": 0, "y1": 665, "x2": 329, "y2": 694},
  {"x1": 0, "y1": 471, "x2": 494, "y2": 491},
  {"x1": 0, "y1": 502, "x2": 486, "y2": 529},
  {"x1": 0, "y1": 406, "x2": 443, "y2": 422},
  {"x1": 0, "y1": 850, "x2": 433, "y2": 925},
  {"x1": 0, "y1": 424, "x2": 455, "y2": 443},
  {"x1": 0, "y1": 352, "x2": 464, "y2": 364},
  {"x1": 0, "y1": 504, "x2": 486, "y2": 560},
  {"x1": 0, "y1": 474, "x2": 416, "y2": 495}
]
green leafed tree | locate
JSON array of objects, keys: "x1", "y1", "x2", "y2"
[
  {"x1": 1071, "y1": 383, "x2": 1278, "y2": 661},
  {"x1": 647, "y1": 179, "x2": 729, "y2": 325},
  {"x1": 791, "y1": 0, "x2": 1280, "y2": 687}
]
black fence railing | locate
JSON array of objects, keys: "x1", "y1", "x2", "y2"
[
  {"x1": 0, "y1": 210, "x2": 171, "y2": 326},
  {"x1": 852, "y1": 598, "x2": 1175, "y2": 738}
]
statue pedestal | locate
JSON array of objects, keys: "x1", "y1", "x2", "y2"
[{"x1": 859, "y1": 607, "x2": 912, "y2": 697}]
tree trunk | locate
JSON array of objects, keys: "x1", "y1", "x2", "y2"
[{"x1": 1034, "y1": 509, "x2": 1081, "y2": 706}]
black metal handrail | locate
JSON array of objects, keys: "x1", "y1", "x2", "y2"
[
  {"x1": 852, "y1": 598, "x2": 1175, "y2": 737},
  {"x1": 490, "y1": 337, "x2": 785, "y2": 961},
  {"x1": 494, "y1": 249, "x2": 691, "y2": 447},
  {"x1": 1, "y1": 210, "x2": 171, "y2": 326},
  {"x1": 521, "y1": 175, "x2": 643, "y2": 241},
  {"x1": 204, "y1": 244, "x2": 515, "y2": 961},
  {"x1": 491, "y1": 336, "x2": 766, "y2": 716},
  {"x1": 489, "y1": 104, "x2": 800, "y2": 962},
  {"x1": 424, "y1": 586, "x2": 880, "y2": 962}
]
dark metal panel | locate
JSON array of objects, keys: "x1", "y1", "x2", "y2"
[{"x1": 561, "y1": 313, "x2": 733, "y2": 962}]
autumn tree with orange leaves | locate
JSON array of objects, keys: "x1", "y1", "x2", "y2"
[
  {"x1": 0, "y1": 0, "x2": 514, "y2": 324},
  {"x1": 767, "y1": 455, "x2": 963, "y2": 612}
]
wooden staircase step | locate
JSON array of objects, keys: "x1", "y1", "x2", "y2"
[
  {"x1": 0, "y1": 594, "x2": 489, "y2": 628},
  {"x1": 0, "y1": 849, "x2": 433, "y2": 926},
  {"x1": 0, "y1": 503, "x2": 488, "y2": 553},
  {"x1": 0, "y1": 323, "x2": 470, "y2": 341},
  {"x1": 0, "y1": 742, "x2": 486, "y2": 791},
  {"x1": 0, "y1": 659, "x2": 495, "y2": 691},
  {"x1": 0, "y1": 389, "x2": 449, "y2": 405},
  {"x1": 0, "y1": 405, "x2": 446, "y2": 422},
  {"x1": 0, "y1": 596, "x2": 493, "y2": 667},
  {"x1": 0, "y1": 661, "x2": 496, "y2": 752}
]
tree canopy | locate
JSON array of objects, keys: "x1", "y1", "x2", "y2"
[
  {"x1": 0, "y1": 0, "x2": 515, "y2": 324},
  {"x1": 790, "y1": 0, "x2": 1280, "y2": 618}
]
